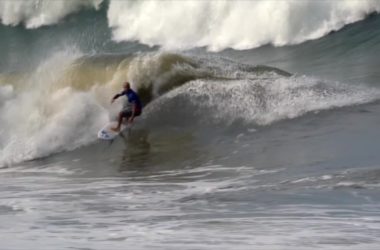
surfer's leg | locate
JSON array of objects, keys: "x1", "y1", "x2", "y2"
[
  {"x1": 121, "y1": 110, "x2": 132, "y2": 124},
  {"x1": 112, "y1": 112, "x2": 124, "y2": 132}
]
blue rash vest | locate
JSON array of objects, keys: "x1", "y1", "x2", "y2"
[{"x1": 119, "y1": 89, "x2": 142, "y2": 112}]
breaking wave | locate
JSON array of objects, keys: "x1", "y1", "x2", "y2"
[
  {"x1": 1, "y1": 0, "x2": 380, "y2": 51},
  {"x1": 1, "y1": 50, "x2": 379, "y2": 166}
]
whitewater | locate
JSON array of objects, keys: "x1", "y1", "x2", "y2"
[{"x1": 1, "y1": 1, "x2": 380, "y2": 249}]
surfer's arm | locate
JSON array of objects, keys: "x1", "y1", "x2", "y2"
[
  {"x1": 111, "y1": 94, "x2": 121, "y2": 103},
  {"x1": 111, "y1": 91, "x2": 127, "y2": 103}
]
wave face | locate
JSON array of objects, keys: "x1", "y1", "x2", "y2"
[
  {"x1": 1, "y1": 50, "x2": 379, "y2": 166},
  {"x1": 1, "y1": 0, "x2": 380, "y2": 51}
]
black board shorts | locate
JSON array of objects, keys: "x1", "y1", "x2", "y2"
[{"x1": 121, "y1": 109, "x2": 142, "y2": 118}]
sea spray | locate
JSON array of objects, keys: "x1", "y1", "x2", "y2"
[
  {"x1": 0, "y1": 49, "x2": 108, "y2": 166},
  {"x1": 144, "y1": 75, "x2": 380, "y2": 127}
]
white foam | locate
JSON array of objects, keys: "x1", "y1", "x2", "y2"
[
  {"x1": 0, "y1": 85, "x2": 14, "y2": 104},
  {"x1": 107, "y1": 0, "x2": 380, "y2": 51},
  {"x1": 0, "y1": 165, "x2": 78, "y2": 176},
  {"x1": 0, "y1": 49, "x2": 110, "y2": 166},
  {"x1": 1, "y1": 1, "x2": 379, "y2": 51},
  {"x1": 0, "y1": 0, "x2": 102, "y2": 28}
]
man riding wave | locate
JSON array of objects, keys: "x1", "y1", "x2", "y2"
[{"x1": 111, "y1": 82, "x2": 142, "y2": 132}]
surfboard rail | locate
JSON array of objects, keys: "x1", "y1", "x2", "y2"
[{"x1": 97, "y1": 121, "x2": 129, "y2": 140}]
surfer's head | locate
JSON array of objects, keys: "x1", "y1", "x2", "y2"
[{"x1": 123, "y1": 82, "x2": 131, "y2": 90}]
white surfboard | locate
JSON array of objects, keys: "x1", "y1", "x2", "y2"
[{"x1": 97, "y1": 121, "x2": 130, "y2": 141}]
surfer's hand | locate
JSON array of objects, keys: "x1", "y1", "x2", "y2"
[{"x1": 128, "y1": 117, "x2": 134, "y2": 123}]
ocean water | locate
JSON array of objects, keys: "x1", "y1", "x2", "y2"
[{"x1": 1, "y1": 1, "x2": 380, "y2": 249}]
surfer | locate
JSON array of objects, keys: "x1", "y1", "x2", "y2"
[{"x1": 111, "y1": 82, "x2": 142, "y2": 132}]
